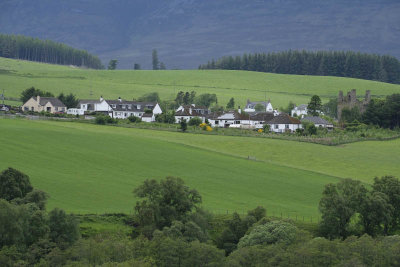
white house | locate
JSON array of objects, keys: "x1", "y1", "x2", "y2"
[
  {"x1": 78, "y1": 97, "x2": 112, "y2": 114},
  {"x1": 301, "y1": 116, "x2": 334, "y2": 129},
  {"x1": 291, "y1": 104, "x2": 308, "y2": 117},
  {"x1": 107, "y1": 98, "x2": 162, "y2": 121},
  {"x1": 207, "y1": 110, "x2": 275, "y2": 129},
  {"x1": 267, "y1": 114, "x2": 302, "y2": 133},
  {"x1": 244, "y1": 100, "x2": 273, "y2": 112},
  {"x1": 174, "y1": 104, "x2": 210, "y2": 123}
]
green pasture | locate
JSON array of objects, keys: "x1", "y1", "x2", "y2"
[
  {"x1": 0, "y1": 118, "x2": 341, "y2": 217},
  {"x1": 2, "y1": 118, "x2": 400, "y2": 217},
  {"x1": 1, "y1": 57, "x2": 400, "y2": 108}
]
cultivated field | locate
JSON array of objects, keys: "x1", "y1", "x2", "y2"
[
  {"x1": 1, "y1": 118, "x2": 399, "y2": 217},
  {"x1": 1, "y1": 57, "x2": 400, "y2": 108}
]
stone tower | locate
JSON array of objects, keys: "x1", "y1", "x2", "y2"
[{"x1": 337, "y1": 89, "x2": 371, "y2": 121}]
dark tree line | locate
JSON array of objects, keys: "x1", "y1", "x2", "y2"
[
  {"x1": 199, "y1": 50, "x2": 400, "y2": 84},
  {"x1": 0, "y1": 34, "x2": 103, "y2": 69}
]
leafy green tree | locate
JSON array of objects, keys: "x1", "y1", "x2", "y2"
[
  {"x1": 280, "y1": 101, "x2": 295, "y2": 114},
  {"x1": 175, "y1": 91, "x2": 184, "y2": 105},
  {"x1": 372, "y1": 175, "x2": 400, "y2": 233},
  {"x1": 183, "y1": 92, "x2": 190, "y2": 105},
  {"x1": 155, "y1": 111, "x2": 175, "y2": 124},
  {"x1": 254, "y1": 103, "x2": 265, "y2": 112},
  {"x1": 188, "y1": 117, "x2": 202, "y2": 126},
  {"x1": 359, "y1": 192, "x2": 393, "y2": 236},
  {"x1": 133, "y1": 177, "x2": 202, "y2": 234},
  {"x1": 307, "y1": 95, "x2": 322, "y2": 116},
  {"x1": 263, "y1": 124, "x2": 270, "y2": 133},
  {"x1": 226, "y1": 97, "x2": 235, "y2": 109},
  {"x1": 319, "y1": 179, "x2": 367, "y2": 239},
  {"x1": 48, "y1": 208, "x2": 79, "y2": 248},
  {"x1": 138, "y1": 92, "x2": 160, "y2": 102},
  {"x1": 0, "y1": 168, "x2": 33, "y2": 201},
  {"x1": 159, "y1": 62, "x2": 166, "y2": 70},
  {"x1": 107, "y1": 59, "x2": 118, "y2": 70},
  {"x1": 152, "y1": 49, "x2": 159, "y2": 70},
  {"x1": 180, "y1": 120, "x2": 187, "y2": 132},
  {"x1": 57, "y1": 93, "x2": 79, "y2": 109},
  {"x1": 238, "y1": 221, "x2": 298, "y2": 248},
  {"x1": 0, "y1": 199, "x2": 24, "y2": 248},
  {"x1": 195, "y1": 93, "x2": 217, "y2": 108},
  {"x1": 322, "y1": 98, "x2": 338, "y2": 118},
  {"x1": 20, "y1": 87, "x2": 54, "y2": 103},
  {"x1": 341, "y1": 106, "x2": 361, "y2": 123},
  {"x1": 247, "y1": 206, "x2": 266, "y2": 221}
]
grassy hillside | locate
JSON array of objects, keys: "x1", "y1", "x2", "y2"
[
  {"x1": 1, "y1": 57, "x2": 400, "y2": 108},
  {"x1": 1, "y1": 118, "x2": 399, "y2": 216}
]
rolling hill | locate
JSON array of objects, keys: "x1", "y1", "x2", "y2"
[
  {"x1": 1, "y1": 57, "x2": 400, "y2": 109},
  {"x1": 0, "y1": 0, "x2": 399, "y2": 69},
  {"x1": 1, "y1": 118, "x2": 399, "y2": 216}
]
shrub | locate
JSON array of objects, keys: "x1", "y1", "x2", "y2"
[
  {"x1": 188, "y1": 117, "x2": 202, "y2": 126},
  {"x1": 95, "y1": 116, "x2": 106, "y2": 125},
  {"x1": 257, "y1": 129, "x2": 263, "y2": 133},
  {"x1": 238, "y1": 221, "x2": 298, "y2": 248},
  {"x1": 128, "y1": 116, "x2": 141, "y2": 123}
]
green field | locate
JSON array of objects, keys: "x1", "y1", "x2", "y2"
[
  {"x1": 1, "y1": 57, "x2": 400, "y2": 108},
  {"x1": 1, "y1": 118, "x2": 399, "y2": 217}
]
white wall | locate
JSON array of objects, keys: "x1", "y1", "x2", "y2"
[{"x1": 269, "y1": 123, "x2": 302, "y2": 133}]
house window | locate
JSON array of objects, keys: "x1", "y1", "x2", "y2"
[
  {"x1": 55, "y1": 107, "x2": 58, "y2": 111},
  {"x1": 124, "y1": 113, "x2": 127, "y2": 117},
  {"x1": 112, "y1": 104, "x2": 116, "y2": 108},
  {"x1": 215, "y1": 121, "x2": 219, "y2": 125},
  {"x1": 285, "y1": 124, "x2": 289, "y2": 129},
  {"x1": 275, "y1": 124, "x2": 278, "y2": 129},
  {"x1": 235, "y1": 121, "x2": 240, "y2": 124},
  {"x1": 47, "y1": 107, "x2": 51, "y2": 112},
  {"x1": 61, "y1": 108, "x2": 65, "y2": 111}
]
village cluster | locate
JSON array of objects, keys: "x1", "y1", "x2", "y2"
[{"x1": 18, "y1": 93, "x2": 341, "y2": 133}]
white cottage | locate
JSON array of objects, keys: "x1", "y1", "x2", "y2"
[
  {"x1": 267, "y1": 114, "x2": 302, "y2": 133},
  {"x1": 107, "y1": 98, "x2": 162, "y2": 121},
  {"x1": 291, "y1": 104, "x2": 308, "y2": 117},
  {"x1": 244, "y1": 100, "x2": 273, "y2": 112}
]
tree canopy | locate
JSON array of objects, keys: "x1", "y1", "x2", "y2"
[{"x1": 199, "y1": 50, "x2": 400, "y2": 84}]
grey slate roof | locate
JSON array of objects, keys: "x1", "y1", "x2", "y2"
[
  {"x1": 106, "y1": 100, "x2": 157, "y2": 112},
  {"x1": 295, "y1": 104, "x2": 308, "y2": 110},
  {"x1": 33, "y1": 96, "x2": 66, "y2": 107},
  {"x1": 245, "y1": 99, "x2": 270, "y2": 109},
  {"x1": 268, "y1": 114, "x2": 301, "y2": 124},
  {"x1": 301, "y1": 116, "x2": 332, "y2": 125}
]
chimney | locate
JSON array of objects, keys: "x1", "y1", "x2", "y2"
[
  {"x1": 338, "y1": 91, "x2": 343, "y2": 102},
  {"x1": 238, "y1": 106, "x2": 241, "y2": 114},
  {"x1": 36, "y1": 95, "x2": 40, "y2": 104},
  {"x1": 100, "y1": 95, "x2": 104, "y2": 102},
  {"x1": 118, "y1": 97, "x2": 122, "y2": 102}
]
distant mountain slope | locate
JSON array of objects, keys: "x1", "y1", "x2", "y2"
[{"x1": 0, "y1": 0, "x2": 399, "y2": 69}]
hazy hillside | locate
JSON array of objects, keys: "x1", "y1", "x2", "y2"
[{"x1": 1, "y1": 0, "x2": 399, "y2": 69}]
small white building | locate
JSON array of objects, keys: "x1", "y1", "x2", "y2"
[
  {"x1": 267, "y1": 114, "x2": 302, "y2": 133},
  {"x1": 301, "y1": 116, "x2": 334, "y2": 129},
  {"x1": 291, "y1": 104, "x2": 308, "y2": 117},
  {"x1": 107, "y1": 98, "x2": 162, "y2": 121},
  {"x1": 244, "y1": 100, "x2": 273, "y2": 113},
  {"x1": 174, "y1": 104, "x2": 210, "y2": 123}
]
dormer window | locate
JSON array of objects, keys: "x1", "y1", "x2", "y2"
[
  {"x1": 137, "y1": 105, "x2": 141, "y2": 109},
  {"x1": 112, "y1": 104, "x2": 116, "y2": 108}
]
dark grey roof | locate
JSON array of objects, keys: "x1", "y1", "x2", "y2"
[
  {"x1": 246, "y1": 99, "x2": 270, "y2": 109},
  {"x1": 268, "y1": 114, "x2": 301, "y2": 124},
  {"x1": 175, "y1": 109, "x2": 205, "y2": 117},
  {"x1": 33, "y1": 96, "x2": 66, "y2": 107},
  {"x1": 301, "y1": 116, "x2": 332, "y2": 125},
  {"x1": 250, "y1": 112, "x2": 275, "y2": 122},
  {"x1": 78, "y1": 99, "x2": 101, "y2": 105},
  {"x1": 295, "y1": 104, "x2": 308, "y2": 110},
  {"x1": 106, "y1": 100, "x2": 157, "y2": 112}
]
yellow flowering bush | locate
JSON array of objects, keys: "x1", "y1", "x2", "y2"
[
  {"x1": 205, "y1": 126, "x2": 213, "y2": 131},
  {"x1": 258, "y1": 129, "x2": 263, "y2": 133},
  {"x1": 199, "y1": 122, "x2": 207, "y2": 128}
]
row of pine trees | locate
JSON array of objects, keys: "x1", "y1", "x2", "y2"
[
  {"x1": 0, "y1": 34, "x2": 103, "y2": 69},
  {"x1": 199, "y1": 50, "x2": 400, "y2": 84}
]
